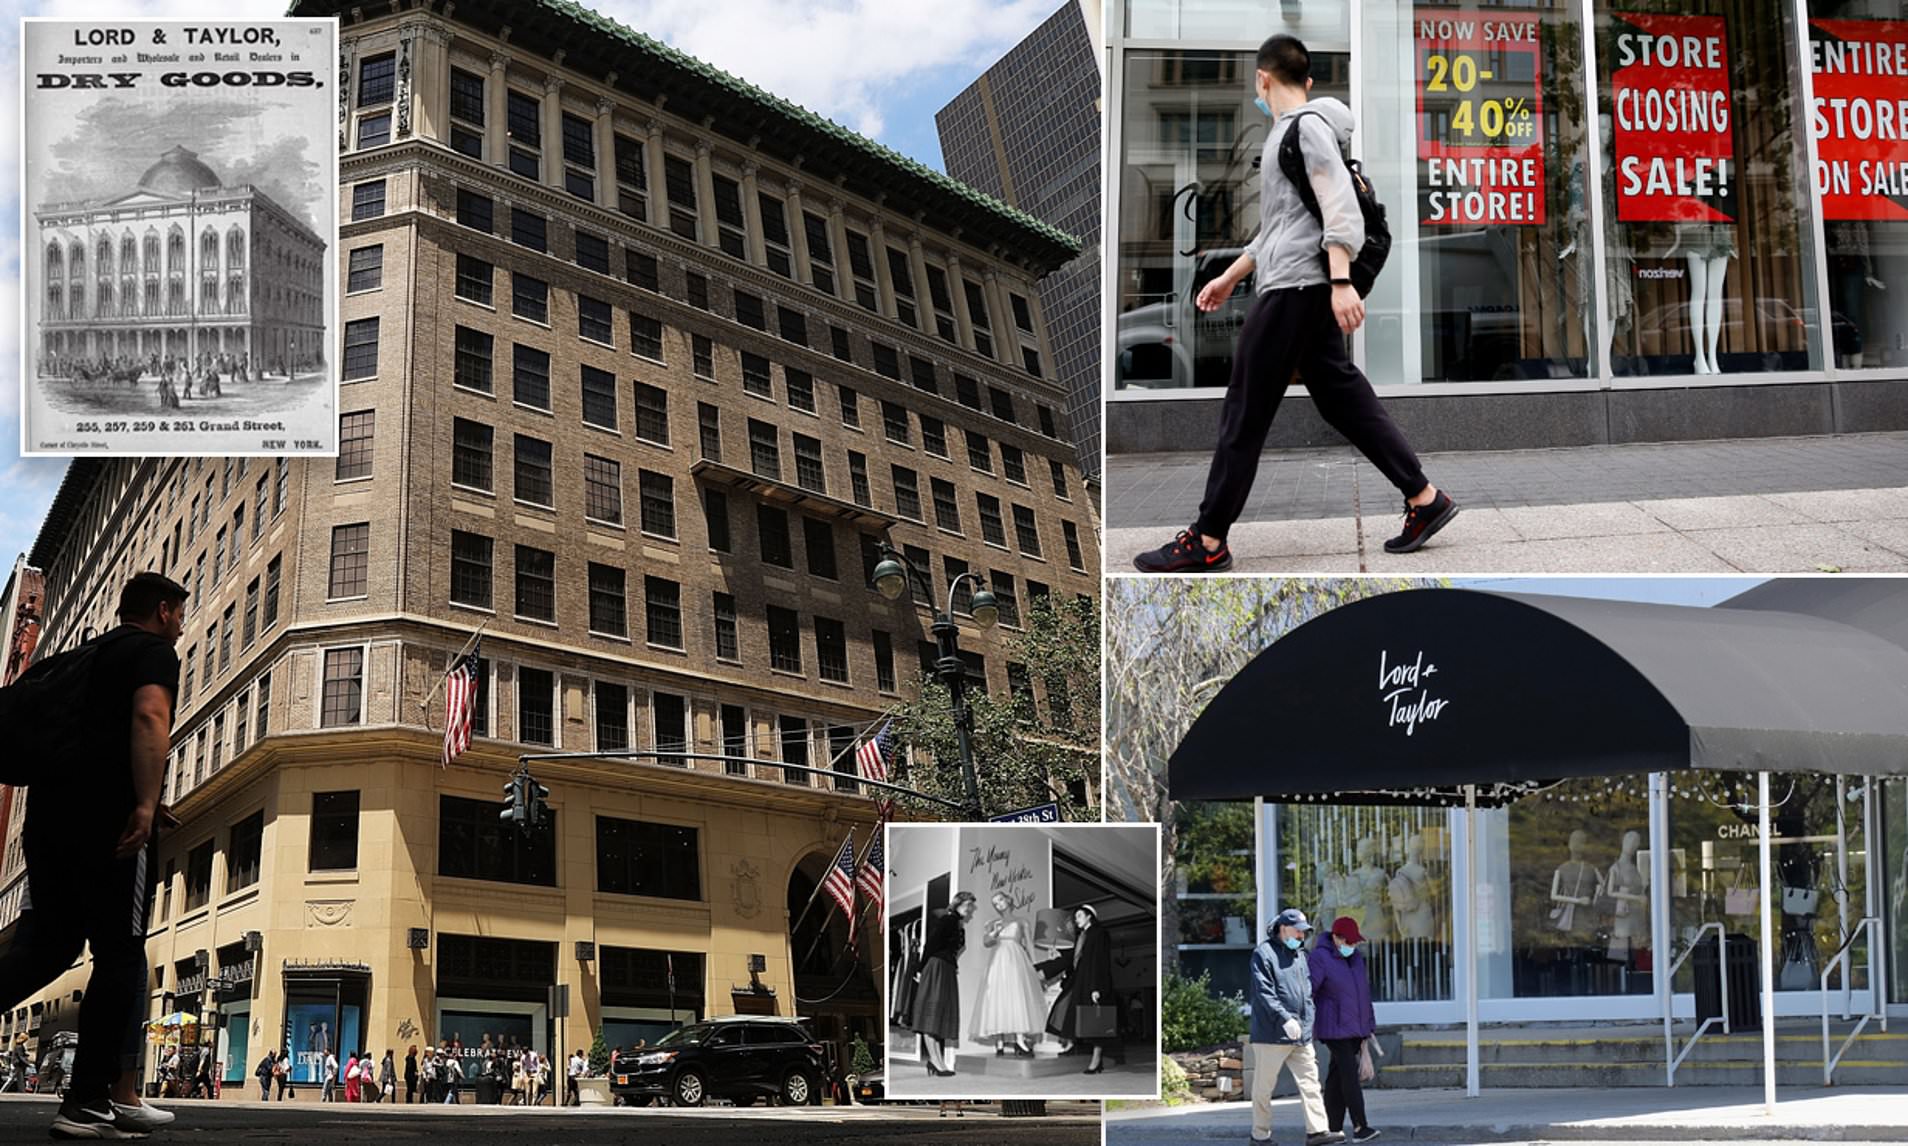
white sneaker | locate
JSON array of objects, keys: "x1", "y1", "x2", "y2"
[{"x1": 110, "y1": 1102, "x2": 174, "y2": 1133}]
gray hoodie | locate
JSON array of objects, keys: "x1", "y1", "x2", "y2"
[{"x1": 1242, "y1": 96, "x2": 1364, "y2": 294}]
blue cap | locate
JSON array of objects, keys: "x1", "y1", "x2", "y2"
[{"x1": 1273, "y1": 908, "x2": 1312, "y2": 932}]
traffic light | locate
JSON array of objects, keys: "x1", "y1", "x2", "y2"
[
  {"x1": 526, "y1": 776, "x2": 552, "y2": 828},
  {"x1": 500, "y1": 773, "x2": 526, "y2": 828}
]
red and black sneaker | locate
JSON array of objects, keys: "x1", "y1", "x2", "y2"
[
  {"x1": 1383, "y1": 490, "x2": 1459, "y2": 554},
  {"x1": 1133, "y1": 528, "x2": 1233, "y2": 573}
]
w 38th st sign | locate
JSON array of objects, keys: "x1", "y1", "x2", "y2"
[{"x1": 1378, "y1": 649, "x2": 1451, "y2": 736}]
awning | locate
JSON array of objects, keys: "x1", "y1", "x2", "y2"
[{"x1": 1168, "y1": 588, "x2": 1908, "y2": 805}]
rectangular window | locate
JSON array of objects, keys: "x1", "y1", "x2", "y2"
[
  {"x1": 814, "y1": 617, "x2": 848, "y2": 683},
  {"x1": 805, "y1": 212, "x2": 835, "y2": 292},
  {"x1": 887, "y1": 246, "x2": 918, "y2": 326},
  {"x1": 507, "y1": 89, "x2": 541, "y2": 178},
  {"x1": 747, "y1": 418, "x2": 780, "y2": 479},
  {"x1": 977, "y1": 492, "x2": 1007, "y2": 547},
  {"x1": 703, "y1": 487, "x2": 731, "y2": 552},
  {"x1": 227, "y1": 811, "x2": 263, "y2": 893},
  {"x1": 242, "y1": 578, "x2": 259, "y2": 646},
  {"x1": 871, "y1": 342, "x2": 900, "y2": 380},
  {"x1": 454, "y1": 326, "x2": 493, "y2": 393},
  {"x1": 341, "y1": 318, "x2": 379, "y2": 380},
  {"x1": 741, "y1": 352, "x2": 771, "y2": 398},
  {"x1": 712, "y1": 175, "x2": 748, "y2": 258},
  {"x1": 644, "y1": 576, "x2": 683, "y2": 649},
  {"x1": 263, "y1": 555, "x2": 281, "y2": 628},
  {"x1": 830, "y1": 324, "x2": 853, "y2": 363},
  {"x1": 1001, "y1": 443, "x2": 1028, "y2": 485},
  {"x1": 712, "y1": 592, "x2": 739, "y2": 661},
  {"x1": 218, "y1": 605, "x2": 234, "y2": 672},
  {"x1": 1022, "y1": 346, "x2": 1043, "y2": 377},
  {"x1": 778, "y1": 714, "x2": 809, "y2": 784},
  {"x1": 596, "y1": 817, "x2": 700, "y2": 900},
  {"x1": 720, "y1": 707, "x2": 749, "y2": 776},
  {"x1": 455, "y1": 253, "x2": 493, "y2": 305},
  {"x1": 1010, "y1": 292, "x2": 1034, "y2": 333},
  {"x1": 757, "y1": 503, "x2": 792, "y2": 568},
  {"x1": 575, "y1": 230, "x2": 611, "y2": 274},
  {"x1": 513, "y1": 343, "x2": 550, "y2": 409},
  {"x1": 1013, "y1": 504, "x2": 1042, "y2": 557},
  {"x1": 456, "y1": 187, "x2": 494, "y2": 232},
  {"x1": 449, "y1": 66, "x2": 485, "y2": 125},
  {"x1": 697, "y1": 402, "x2": 722, "y2": 462},
  {"x1": 777, "y1": 306, "x2": 807, "y2": 346},
  {"x1": 767, "y1": 605, "x2": 802, "y2": 673},
  {"x1": 578, "y1": 294, "x2": 614, "y2": 345},
  {"x1": 630, "y1": 313, "x2": 664, "y2": 361},
  {"x1": 356, "y1": 112, "x2": 391, "y2": 148},
  {"x1": 358, "y1": 51, "x2": 395, "y2": 105},
  {"x1": 512, "y1": 272, "x2": 548, "y2": 323},
  {"x1": 931, "y1": 477, "x2": 961, "y2": 534},
  {"x1": 595, "y1": 680, "x2": 629, "y2": 752},
  {"x1": 514, "y1": 545, "x2": 556, "y2": 621},
  {"x1": 510, "y1": 206, "x2": 548, "y2": 253},
  {"x1": 321, "y1": 648, "x2": 364, "y2": 726},
  {"x1": 684, "y1": 270, "x2": 709, "y2": 310},
  {"x1": 803, "y1": 517, "x2": 837, "y2": 580},
  {"x1": 256, "y1": 671, "x2": 272, "y2": 738},
  {"x1": 651, "y1": 691, "x2": 689, "y2": 759},
  {"x1": 692, "y1": 334, "x2": 714, "y2": 379},
  {"x1": 909, "y1": 355, "x2": 939, "y2": 394},
  {"x1": 848, "y1": 451, "x2": 871, "y2": 507},
  {"x1": 309, "y1": 791, "x2": 360, "y2": 871},
  {"x1": 964, "y1": 281, "x2": 993, "y2": 354},
  {"x1": 328, "y1": 523, "x2": 369, "y2": 598},
  {"x1": 759, "y1": 192, "x2": 792, "y2": 276},
  {"x1": 665, "y1": 155, "x2": 699, "y2": 239},
  {"x1": 440, "y1": 794, "x2": 555, "y2": 886},
  {"x1": 335, "y1": 410, "x2": 374, "y2": 481},
  {"x1": 925, "y1": 263, "x2": 956, "y2": 342},
  {"x1": 734, "y1": 290, "x2": 766, "y2": 331},
  {"x1": 252, "y1": 478, "x2": 267, "y2": 541},
  {"x1": 583, "y1": 453, "x2": 623, "y2": 524},
  {"x1": 638, "y1": 469, "x2": 676, "y2": 538},
  {"x1": 513, "y1": 434, "x2": 553, "y2": 506},
  {"x1": 881, "y1": 401, "x2": 910, "y2": 445},
  {"x1": 581, "y1": 364, "x2": 618, "y2": 429},
  {"x1": 633, "y1": 381, "x2": 669, "y2": 445},
  {"x1": 1039, "y1": 405, "x2": 1060, "y2": 438},
  {"x1": 873, "y1": 630, "x2": 897, "y2": 692},
  {"x1": 944, "y1": 554, "x2": 973, "y2": 614},
  {"x1": 920, "y1": 415, "x2": 948, "y2": 458},
  {"x1": 990, "y1": 387, "x2": 1019, "y2": 426},
  {"x1": 614, "y1": 134, "x2": 648, "y2": 220},
  {"x1": 626, "y1": 248, "x2": 659, "y2": 291},
  {"x1": 518, "y1": 666, "x2": 554, "y2": 744},
  {"x1": 450, "y1": 530, "x2": 493, "y2": 609},
  {"x1": 793, "y1": 433, "x2": 826, "y2": 494},
  {"x1": 837, "y1": 385, "x2": 860, "y2": 428},
  {"x1": 588, "y1": 562, "x2": 627, "y2": 638},
  {"x1": 891, "y1": 465, "x2": 922, "y2": 521},
  {"x1": 1063, "y1": 520, "x2": 1086, "y2": 571},
  {"x1": 785, "y1": 368, "x2": 814, "y2": 414},
  {"x1": 955, "y1": 374, "x2": 983, "y2": 410},
  {"x1": 967, "y1": 429, "x2": 993, "y2": 473},
  {"x1": 845, "y1": 229, "x2": 878, "y2": 310},
  {"x1": 992, "y1": 570, "x2": 1021, "y2": 628},
  {"x1": 562, "y1": 110, "x2": 595, "y2": 168},
  {"x1": 1050, "y1": 458, "x2": 1069, "y2": 499},
  {"x1": 346, "y1": 245, "x2": 383, "y2": 292},
  {"x1": 351, "y1": 180, "x2": 385, "y2": 221}
]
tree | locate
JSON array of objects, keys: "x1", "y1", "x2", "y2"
[
  {"x1": 848, "y1": 1034, "x2": 876, "y2": 1078},
  {"x1": 889, "y1": 592, "x2": 1100, "y2": 820},
  {"x1": 1105, "y1": 578, "x2": 1437, "y2": 973},
  {"x1": 587, "y1": 1027, "x2": 610, "y2": 1076}
]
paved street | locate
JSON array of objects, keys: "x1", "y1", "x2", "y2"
[
  {"x1": 1106, "y1": 431, "x2": 1908, "y2": 573},
  {"x1": 0, "y1": 1095, "x2": 1101, "y2": 1143},
  {"x1": 1105, "y1": 1086, "x2": 1908, "y2": 1142}
]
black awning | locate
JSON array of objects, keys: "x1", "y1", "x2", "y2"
[
  {"x1": 1168, "y1": 587, "x2": 1908, "y2": 805},
  {"x1": 1721, "y1": 578, "x2": 1908, "y2": 653}
]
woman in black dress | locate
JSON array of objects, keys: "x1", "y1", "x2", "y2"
[
  {"x1": 1046, "y1": 905, "x2": 1119, "y2": 1075},
  {"x1": 909, "y1": 891, "x2": 978, "y2": 1077}
]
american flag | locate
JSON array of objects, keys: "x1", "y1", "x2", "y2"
[
  {"x1": 820, "y1": 833, "x2": 857, "y2": 917},
  {"x1": 855, "y1": 830, "x2": 885, "y2": 921},
  {"x1": 855, "y1": 719, "x2": 893, "y2": 784},
  {"x1": 442, "y1": 640, "x2": 481, "y2": 767}
]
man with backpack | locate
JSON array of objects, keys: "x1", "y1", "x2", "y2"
[
  {"x1": 1133, "y1": 34, "x2": 1458, "y2": 573},
  {"x1": 0, "y1": 571, "x2": 185, "y2": 1138}
]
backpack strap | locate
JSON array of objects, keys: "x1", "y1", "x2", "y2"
[{"x1": 1277, "y1": 109, "x2": 1330, "y2": 226}]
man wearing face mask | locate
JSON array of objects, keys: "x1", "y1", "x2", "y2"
[
  {"x1": 1248, "y1": 908, "x2": 1342, "y2": 1146},
  {"x1": 1133, "y1": 33, "x2": 1457, "y2": 574}
]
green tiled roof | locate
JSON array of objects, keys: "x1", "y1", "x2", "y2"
[{"x1": 292, "y1": 0, "x2": 1082, "y2": 266}]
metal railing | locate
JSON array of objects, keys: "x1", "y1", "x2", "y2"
[
  {"x1": 1663, "y1": 922, "x2": 1727, "y2": 1087},
  {"x1": 1822, "y1": 916, "x2": 1884, "y2": 1086}
]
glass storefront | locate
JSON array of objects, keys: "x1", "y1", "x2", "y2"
[{"x1": 1111, "y1": 0, "x2": 1902, "y2": 395}]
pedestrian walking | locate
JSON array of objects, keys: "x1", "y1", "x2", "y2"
[
  {"x1": 0, "y1": 572, "x2": 186, "y2": 1138},
  {"x1": 343, "y1": 1050, "x2": 361, "y2": 1103},
  {"x1": 4, "y1": 1033, "x2": 28, "y2": 1093},
  {"x1": 255, "y1": 1050, "x2": 275, "y2": 1101},
  {"x1": 419, "y1": 1052, "x2": 436, "y2": 1104},
  {"x1": 1132, "y1": 34, "x2": 1457, "y2": 574},
  {"x1": 378, "y1": 1048, "x2": 396, "y2": 1103},
  {"x1": 274, "y1": 1049, "x2": 293, "y2": 1100},
  {"x1": 322, "y1": 1048, "x2": 338, "y2": 1102},
  {"x1": 567, "y1": 1048, "x2": 584, "y2": 1105},
  {"x1": 404, "y1": 1045, "x2": 418, "y2": 1104},
  {"x1": 1312, "y1": 917, "x2": 1381, "y2": 1143},
  {"x1": 1249, "y1": 908, "x2": 1343, "y2": 1146},
  {"x1": 440, "y1": 1053, "x2": 462, "y2": 1103}
]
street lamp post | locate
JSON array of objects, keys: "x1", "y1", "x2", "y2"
[{"x1": 869, "y1": 543, "x2": 997, "y2": 821}]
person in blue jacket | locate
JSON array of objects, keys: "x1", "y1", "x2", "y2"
[
  {"x1": 1310, "y1": 916, "x2": 1380, "y2": 1142},
  {"x1": 1250, "y1": 908, "x2": 1343, "y2": 1146}
]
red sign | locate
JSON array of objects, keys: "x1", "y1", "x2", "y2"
[
  {"x1": 1610, "y1": 13, "x2": 1736, "y2": 223},
  {"x1": 1809, "y1": 19, "x2": 1908, "y2": 222},
  {"x1": 1416, "y1": 10, "x2": 1547, "y2": 226}
]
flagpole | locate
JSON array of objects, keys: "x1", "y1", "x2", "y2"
[
  {"x1": 788, "y1": 826, "x2": 859, "y2": 944},
  {"x1": 419, "y1": 617, "x2": 491, "y2": 722}
]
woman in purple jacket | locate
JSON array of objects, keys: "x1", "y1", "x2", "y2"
[{"x1": 1310, "y1": 916, "x2": 1380, "y2": 1142}]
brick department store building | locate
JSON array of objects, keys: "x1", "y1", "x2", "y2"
[{"x1": 3, "y1": 0, "x2": 1099, "y2": 1093}]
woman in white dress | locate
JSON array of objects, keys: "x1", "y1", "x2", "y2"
[{"x1": 970, "y1": 892, "x2": 1047, "y2": 1057}]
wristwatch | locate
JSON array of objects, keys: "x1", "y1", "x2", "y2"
[{"x1": 1330, "y1": 277, "x2": 1354, "y2": 287}]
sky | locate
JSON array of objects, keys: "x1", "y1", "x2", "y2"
[{"x1": 0, "y1": 0, "x2": 1054, "y2": 566}]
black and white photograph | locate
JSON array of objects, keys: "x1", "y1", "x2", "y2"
[
  {"x1": 20, "y1": 17, "x2": 338, "y2": 457},
  {"x1": 885, "y1": 822, "x2": 1160, "y2": 1100}
]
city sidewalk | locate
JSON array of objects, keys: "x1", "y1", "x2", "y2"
[
  {"x1": 1104, "y1": 1086, "x2": 1908, "y2": 1142},
  {"x1": 1106, "y1": 432, "x2": 1908, "y2": 573}
]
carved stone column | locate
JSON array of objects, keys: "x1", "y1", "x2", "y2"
[
  {"x1": 826, "y1": 199, "x2": 852, "y2": 303},
  {"x1": 693, "y1": 139, "x2": 719, "y2": 247},
  {"x1": 540, "y1": 76, "x2": 566, "y2": 190},
  {"x1": 907, "y1": 231, "x2": 933, "y2": 336},
  {"x1": 644, "y1": 120, "x2": 669, "y2": 231},
  {"x1": 868, "y1": 212, "x2": 895, "y2": 319},
  {"x1": 740, "y1": 162, "x2": 767, "y2": 267},
  {"x1": 593, "y1": 97, "x2": 617, "y2": 211},
  {"x1": 785, "y1": 179, "x2": 811, "y2": 287},
  {"x1": 485, "y1": 51, "x2": 508, "y2": 167},
  {"x1": 947, "y1": 251, "x2": 974, "y2": 347}
]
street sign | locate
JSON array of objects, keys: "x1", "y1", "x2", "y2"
[
  {"x1": 547, "y1": 983, "x2": 569, "y2": 1020},
  {"x1": 990, "y1": 802, "x2": 1061, "y2": 824}
]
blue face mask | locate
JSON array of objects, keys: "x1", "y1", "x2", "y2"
[
  {"x1": 1337, "y1": 944, "x2": 1356, "y2": 958},
  {"x1": 1283, "y1": 936, "x2": 1302, "y2": 951},
  {"x1": 1254, "y1": 95, "x2": 1272, "y2": 118}
]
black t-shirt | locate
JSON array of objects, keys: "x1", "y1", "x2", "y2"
[{"x1": 26, "y1": 624, "x2": 179, "y2": 842}]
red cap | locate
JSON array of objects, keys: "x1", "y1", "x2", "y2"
[{"x1": 1329, "y1": 916, "x2": 1365, "y2": 945}]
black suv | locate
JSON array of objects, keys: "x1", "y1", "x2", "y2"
[{"x1": 611, "y1": 1018, "x2": 826, "y2": 1107}]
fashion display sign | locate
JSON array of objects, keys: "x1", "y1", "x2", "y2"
[
  {"x1": 1809, "y1": 19, "x2": 1908, "y2": 222},
  {"x1": 1609, "y1": 13, "x2": 1737, "y2": 223},
  {"x1": 1415, "y1": 10, "x2": 1548, "y2": 226}
]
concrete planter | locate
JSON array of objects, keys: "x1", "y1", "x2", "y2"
[{"x1": 575, "y1": 1077, "x2": 612, "y2": 1107}]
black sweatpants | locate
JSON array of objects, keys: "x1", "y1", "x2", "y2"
[
  {"x1": 0, "y1": 828, "x2": 151, "y2": 1104},
  {"x1": 1321, "y1": 1037, "x2": 1369, "y2": 1133},
  {"x1": 1195, "y1": 285, "x2": 1429, "y2": 541}
]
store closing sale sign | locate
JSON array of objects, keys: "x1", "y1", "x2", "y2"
[
  {"x1": 1417, "y1": 11, "x2": 1546, "y2": 226},
  {"x1": 1809, "y1": 19, "x2": 1908, "y2": 221},
  {"x1": 1610, "y1": 14, "x2": 1736, "y2": 223}
]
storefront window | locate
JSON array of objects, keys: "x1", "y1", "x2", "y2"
[
  {"x1": 1808, "y1": 2, "x2": 1908, "y2": 369},
  {"x1": 1362, "y1": 2, "x2": 1597, "y2": 383},
  {"x1": 1278, "y1": 804, "x2": 1453, "y2": 1002},
  {"x1": 1115, "y1": 49, "x2": 1350, "y2": 391},
  {"x1": 1883, "y1": 777, "x2": 1908, "y2": 1003},
  {"x1": 282, "y1": 981, "x2": 364, "y2": 1085},
  {"x1": 1594, "y1": 0, "x2": 1824, "y2": 376},
  {"x1": 1667, "y1": 772, "x2": 1868, "y2": 997},
  {"x1": 1125, "y1": 0, "x2": 1348, "y2": 45},
  {"x1": 1174, "y1": 802, "x2": 1258, "y2": 997}
]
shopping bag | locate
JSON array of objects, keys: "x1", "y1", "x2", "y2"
[
  {"x1": 1074, "y1": 1004, "x2": 1118, "y2": 1039},
  {"x1": 1356, "y1": 1042, "x2": 1375, "y2": 1083},
  {"x1": 1723, "y1": 865, "x2": 1756, "y2": 916},
  {"x1": 1781, "y1": 886, "x2": 1819, "y2": 917}
]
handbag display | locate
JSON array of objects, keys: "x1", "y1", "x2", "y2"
[
  {"x1": 1723, "y1": 864, "x2": 1757, "y2": 916},
  {"x1": 1074, "y1": 1004, "x2": 1118, "y2": 1039},
  {"x1": 1781, "y1": 885, "x2": 1820, "y2": 917}
]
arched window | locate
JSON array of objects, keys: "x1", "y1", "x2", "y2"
[
  {"x1": 97, "y1": 281, "x2": 114, "y2": 319},
  {"x1": 144, "y1": 232, "x2": 159, "y2": 275},
  {"x1": 69, "y1": 241, "x2": 84, "y2": 280},
  {"x1": 121, "y1": 271, "x2": 137, "y2": 317},
  {"x1": 226, "y1": 227, "x2": 245, "y2": 269},
  {"x1": 96, "y1": 235, "x2": 111, "y2": 276},
  {"x1": 120, "y1": 234, "x2": 135, "y2": 271},
  {"x1": 45, "y1": 243, "x2": 62, "y2": 284},
  {"x1": 45, "y1": 284, "x2": 62, "y2": 323},
  {"x1": 200, "y1": 229, "x2": 219, "y2": 272},
  {"x1": 167, "y1": 227, "x2": 184, "y2": 273},
  {"x1": 69, "y1": 282, "x2": 85, "y2": 321}
]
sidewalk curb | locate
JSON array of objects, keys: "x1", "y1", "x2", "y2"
[{"x1": 1111, "y1": 1121, "x2": 1908, "y2": 1143}]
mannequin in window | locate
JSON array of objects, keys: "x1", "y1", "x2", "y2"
[
  {"x1": 1351, "y1": 837, "x2": 1392, "y2": 944},
  {"x1": 1669, "y1": 222, "x2": 1736, "y2": 374},
  {"x1": 1605, "y1": 829, "x2": 1649, "y2": 959},
  {"x1": 1319, "y1": 861, "x2": 1353, "y2": 927},
  {"x1": 1389, "y1": 834, "x2": 1438, "y2": 941},
  {"x1": 1549, "y1": 829, "x2": 1602, "y2": 935}
]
